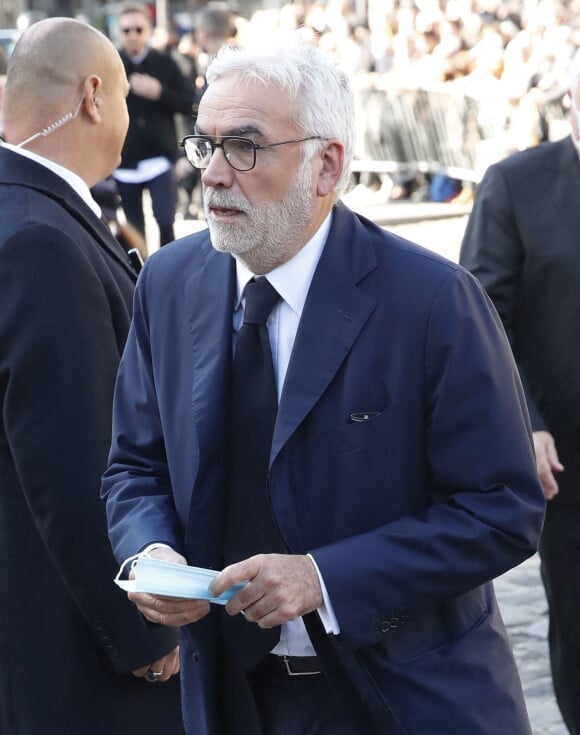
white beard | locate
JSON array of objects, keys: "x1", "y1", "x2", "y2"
[{"x1": 204, "y1": 159, "x2": 315, "y2": 272}]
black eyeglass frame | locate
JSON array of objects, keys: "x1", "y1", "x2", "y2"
[{"x1": 179, "y1": 134, "x2": 325, "y2": 172}]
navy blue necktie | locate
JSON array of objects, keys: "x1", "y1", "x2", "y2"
[{"x1": 223, "y1": 277, "x2": 286, "y2": 669}]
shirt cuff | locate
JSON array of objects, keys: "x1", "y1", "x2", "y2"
[{"x1": 307, "y1": 553, "x2": 341, "y2": 635}]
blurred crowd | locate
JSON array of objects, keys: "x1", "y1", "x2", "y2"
[
  {"x1": 147, "y1": 0, "x2": 579, "y2": 213},
  {"x1": 4, "y1": 0, "x2": 578, "y2": 243}
]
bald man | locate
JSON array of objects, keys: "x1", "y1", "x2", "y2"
[{"x1": 0, "y1": 19, "x2": 184, "y2": 735}]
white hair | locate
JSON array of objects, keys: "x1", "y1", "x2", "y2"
[{"x1": 205, "y1": 37, "x2": 355, "y2": 197}]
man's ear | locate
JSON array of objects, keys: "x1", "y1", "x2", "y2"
[
  {"x1": 84, "y1": 75, "x2": 102, "y2": 123},
  {"x1": 316, "y1": 140, "x2": 344, "y2": 198}
]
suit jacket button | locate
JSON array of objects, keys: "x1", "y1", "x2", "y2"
[
  {"x1": 379, "y1": 620, "x2": 390, "y2": 633},
  {"x1": 191, "y1": 651, "x2": 199, "y2": 663}
]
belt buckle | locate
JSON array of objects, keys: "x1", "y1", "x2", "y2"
[{"x1": 282, "y1": 655, "x2": 321, "y2": 676}]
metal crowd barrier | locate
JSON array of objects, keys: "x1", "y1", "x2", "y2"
[{"x1": 352, "y1": 84, "x2": 568, "y2": 183}]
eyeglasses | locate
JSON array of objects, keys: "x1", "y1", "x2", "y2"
[
  {"x1": 180, "y1": 135, "x2": 324, "y2": 172},
  {"x1": 121, "y1": 26, "x2": 144, "y2": 34}
]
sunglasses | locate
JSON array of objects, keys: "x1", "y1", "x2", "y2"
[{"x1": 121, "y1": 26, "x2": 144, "y2": 34}]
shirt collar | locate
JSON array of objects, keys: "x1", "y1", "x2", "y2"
[
  {"x1": 1, "y1": 142, "x2": 101, "y2": 218},
  {"x1": 235, "y1": 211, "x2": 333, "y2": 317},
  {"x1": 127, "y1": 48, "x2": 149, "y2": 64}
]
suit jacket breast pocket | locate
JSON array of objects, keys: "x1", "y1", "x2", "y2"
[{"x1": 336, "y1": 406, "x2": 393, "y2": 454}]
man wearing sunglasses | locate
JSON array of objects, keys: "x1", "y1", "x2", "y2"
[
  {"x1": 103, "y1": 38, "x2": 545, "y2": 735},
  {"x1": 114, "y1": 3, "x2": 194, "y2": 250}
]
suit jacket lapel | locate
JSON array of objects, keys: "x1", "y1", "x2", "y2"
[
  {"x1": 184, "y1": 241, "x2": 235, "y2": 468},
  {"x1": 60, "y1": 193, "x2": 138, "y2": 279},
  {"x1": 271, "y1": 204, "x2": 378, "y2": 465}
]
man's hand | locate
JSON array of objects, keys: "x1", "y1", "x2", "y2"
[
  {"x1": 127, "y1": 546, "x2": 211, "y2": 626},
  {"x1": 209, "y1": 554, "x2": 323, "y2": 629},
  {"x1": 132, "y1": 645, "x2": 180, "y2": 681},
  {"x1": 129, "y1": 72, "x2": 162, "y2": 100},
  {"x1": 533, "y1": 430, "x2": 564, "y2": 500}
]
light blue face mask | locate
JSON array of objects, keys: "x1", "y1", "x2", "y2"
[{"x1": 114, "y1": 555, "x2": 246, "y2": 605}]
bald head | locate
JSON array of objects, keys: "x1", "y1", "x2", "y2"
[
  {"x1": 2, "y1": 18, "x2": 130, "y2": 186},
  {"x1": 3, "y1": 18, "x2": 118, "y2": 138}
]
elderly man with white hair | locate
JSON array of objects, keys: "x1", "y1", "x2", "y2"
[{"x1": 104, "y1": 37, "x2": 544, "y2": 735}]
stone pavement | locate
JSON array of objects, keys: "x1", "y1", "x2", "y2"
[
  {"x1": 163, "y1": 193, "x2": 567, "y2": 734},
  {"x1": 495, "y1": 556, "x2": 566, "y2": 734}
]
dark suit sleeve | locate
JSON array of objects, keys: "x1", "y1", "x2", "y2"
[
  {"x1": 459, "y1": 164, "x2": 546, "y2": 430},
  {"x1": 102, "y1": 257, "x2": 184, "y2": 565},
  {"x1": 0, "y1": 225, "x2": 178, "y2": 673}
]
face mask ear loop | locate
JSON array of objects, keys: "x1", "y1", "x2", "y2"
[
  {"x1": 114, "y1": 552, "x2": 141, "y2": 582},
  {"x1": 114, "y1": 543, "x2": 173, "y2": 581}
]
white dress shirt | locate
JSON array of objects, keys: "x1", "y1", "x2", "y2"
[{"x1": 234, "y1": 211, "x2": 340, "y2": 656}]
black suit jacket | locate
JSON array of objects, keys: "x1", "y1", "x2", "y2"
[
  {"x1": 460, "y1": 135, "x2": 580, "y2": 505},
  {"x1": 0, "y1": 146, "x2": 184, "y2": 734},
  {"x1": 120, "y1": 47, "x2": 195, "y2": 167}
]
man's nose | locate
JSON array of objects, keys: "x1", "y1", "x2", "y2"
[{"x1": 201, "y1": 146, "x2": 235, "y2": 188}]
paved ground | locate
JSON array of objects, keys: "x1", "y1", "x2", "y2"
[
  {"x1": 155, "y1": 194, "x2": 565, "y2": 734},
  {"x1": 496, "y1": 556, "x2": 565, "y2": 734}
]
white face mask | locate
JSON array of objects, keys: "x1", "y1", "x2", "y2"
[{"x1": 114, "y1": 555, "x2": 246, "y2": 604}]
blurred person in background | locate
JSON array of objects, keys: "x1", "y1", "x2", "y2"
[
  {"x1": 174, "y1": 2, "x2": 236, "y2": 220},
  {"x1": 460, "y1": 50, "x2": 580, "y2": 735},
  {"x1": 0, "y1": 17, "x2": 184, "y2": 735},
  {"x1": 114, "y1": 3, "x2": 194, "y2": 248}
]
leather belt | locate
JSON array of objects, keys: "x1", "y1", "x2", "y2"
[{"x1": 268, "y1": 654, "x2": 322, "y2": 676}]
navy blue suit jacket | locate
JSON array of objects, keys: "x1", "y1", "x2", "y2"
[{"x1": 104, "y1": 203, "x2": 545, "y2": 734}]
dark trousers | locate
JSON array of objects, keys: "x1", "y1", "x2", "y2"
[
  {"x1": 116, "y1": 168, "x2": 176, "y2": 247},
  {"x1": 247, "y1": 656, "x2": 376, "y2": 735},
  {"x1": 540, "y1": 502, "x2": 580, "y2": 735}
]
